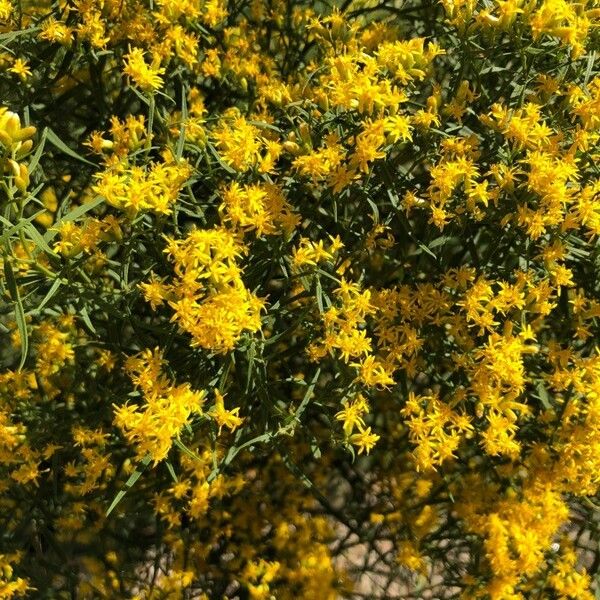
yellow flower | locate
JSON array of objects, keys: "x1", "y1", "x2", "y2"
[
  {"x1": 113, "y1": 348, "x2": 206, "y2": 463},
  {"x1": 9, "y1": 59, "x2": 31, "y2": 81},
  {"x1": 0, "y1": 0, "x2": 12, "y2": 20},
  {"x1": 139, "y1": 275, "x2": 169, "y2": 310},
  {"x1": 349, "y1": 425, "x2": 380, "y2": 455},
  {"x1": 210, "y1": 389, "x2": 244, "y2": 434},
  {"x1": 123, "y1": 48, "x2": 165, "y2": 92}
]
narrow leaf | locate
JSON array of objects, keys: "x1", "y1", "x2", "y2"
[
  {"x1": 46, "y1": 128, "x2": 96, "y2": 166},
  {"x1": 3, "y1": 258, "x2": 28, "y2": 370},
  {"x1": 106, "y1": 454, "x2": 151, "y2": 516},
  {"x1": 28, "y1": 277, "x2": 62, "y2": 315}
]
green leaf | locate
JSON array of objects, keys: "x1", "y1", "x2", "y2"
[
  {"x1": 175, "y1": 84, "x2": 187, "y2": 161},
  {"x1": 128, "y1": 84, "x2": 151, "y2": 107},
  {"x1": 79, "y1": 305, "x2": 96, "y2": 334},
  {"x1": 584, "y1": 51, "x2": 596, "y2": 87},
  {"x1": 245, "y1": 341, "x2": 256, "y2": 393},
  {"x1": 294, "y1": 367, "x2": 321, "y2": 423},
  {"x1": 28, "y1": 277, "x2": 62, "y2": 316},
  {"x1": 173, "y1": 438, "x2": 202, "y2": 462},
  {"x1": 247, "y1": 120, "x2": 281, "y2": 133},
  {"x1": 106, "y1": 454, "x2": 152, "y2": 517},
  {"x1": 428, "y1": 236, "x2": 451, "y2": 250},
  {"x1": 536, "y1": 382, "x2": 551, "y2": 410},
  {"x1": 315, "y1": 277, "x2": 324, "y2": 313},
  {"x1": 310, "y1": 438, "x2": 321, "y2": 459},
  {"x1": 3, "y1": 257, "x2": 28, "y2": 371},
  {"x1": 27, "y1": 128, "x2": 48, "y2": 175},
  {"x1": 205, "y1": 431, "x2": 274, "y2": 483},
  {"x1": 45, "y1": 128, "x2": 96, "y2": 166},
  {"x1": 416, "y1": 241, "x2": 437, "y2": 260},
  {"x1": 0, "y1": 26, "x2": 40, "y2": 44},
  {"x1": 0, "y1": 210, "x2": 47, "y2": 247},
  {"x1": 22, "y1": 221, "x2": 58, "y2": 257},
  {"x1": 366, "y1": 196, "x2": 379, "y2": 224},
  {"x1": 165, "y1": 461, "x2": 178, "y2": 483},
  {"x1": 206, "y1": 141, "x2": 236, "y2": 174}
]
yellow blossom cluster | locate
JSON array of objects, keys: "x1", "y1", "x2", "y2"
[
  {"x1": 401, "y1": 391, "x2": 473, "y2": 470},
  {"x1": 113, "y1": 348, "x2": 206, "y2": 463},
  {"x1": 442, "y1": 0, "x2": 598, "y2": 58},
  {"x1": 151, "y1": 227, "x2": 265, "y2": 353},
  {"x1": 219, "y1": 181, "x2": 298, "y2": 236},
  {"x1": 93, "y1": 158, "x2": 192, "y2": 216}
]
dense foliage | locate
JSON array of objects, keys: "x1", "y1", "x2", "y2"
[{"x1": 1, "y1": 0, "x2": 600, "y2": 598}]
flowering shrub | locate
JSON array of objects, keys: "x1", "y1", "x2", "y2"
[{"x1": 0, "y1": 0, "x2": 600, "y2": 598}]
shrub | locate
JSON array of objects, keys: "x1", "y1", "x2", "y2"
[{"x1": 0, "y1": 0, "x2": 599, "y2": 598}]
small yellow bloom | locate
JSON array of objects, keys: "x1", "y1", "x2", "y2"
[
  {"x1": 210, "y1": 389, "x2": 244, "y2": 434},
  {"x1": 349, "y1": 425, "x2": 380, "y2": 455},
  {"x1": 9, "y1": 58, "x2": 32, "y2": 81},
  {"x1": 123, "y1": 48, "x2": 165, "y2": 92}
]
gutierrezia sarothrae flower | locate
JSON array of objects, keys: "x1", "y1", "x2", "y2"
[
  {"x1": 396, "y1": 541, "x2": 427, "y2": 574},
  {"x1": 292, "y1": 134, "x2": 345, "y2": 185},
  {"x1": 291, "y1": 235, "x2": 343, "y2": 270},
  {"x1": 8, "y1": 58, "x2": 31, "y2": 81},
  {"x1": 528, "y1": 0, "x2": 591, "y2": 58},
  {"x1": 335, "y1": 394, "x2": 369, "y2": 436},
  {"x1": 93, "y1": 158, "x2": 191, "y2": 216},
  {"x1": 123, "y1": 47, "x2": 165, "y2": 92},
  {"x1": 548, "y1": 540, "x2": 595, "y2": 599},
  {"x1": 113, "y1": 348, "x2": 206, "y2": 464},
  {"x1": 242, "y1": 559, "x2": 280, "y2": 600},
  {"x1": 351, "y1": 355, "x2": 395, "y2": 388},
  {"x1": 0, "y1": 107, "x2": 35, "y2": 193},
  {"x1": 209, "y1": 389, "x2": 244, "y2": 434},
  {"x1": 52, "y1": 216, "x2": 120, "y2": 258},
  {"x1": 0, "y1": 0, "x2": 12, "y2": 20},
  {"x1": 333, "y1": 374, "x2": 383, "y2": 455},
  {"x1": 309, "y1": 277, "x2": 377, "y2": 364},
  {"x1": 219, "y1": 181, "x2": 298, "y2": 237},
  {"x1": 38, "y1": 17, "x2": 73, "y2": 45},
  {"x1": 401, "y1": 391, "x2": 473, "y2": 471},
  {"x1": 349, "y1": 425, "x2": 380, "y2": 455},
  {"x1": 0, "y1": 554, "x2": 29, "y2": 598},
  {"x1": 148, "y1": 227, "x2": 266, "y2": 353},
  {"x1": 211, "y1": 113, "x2": 263, "y2": 172},
  {"x1": 458, "y1": 481, "x2": 571, "y2": 591}
]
